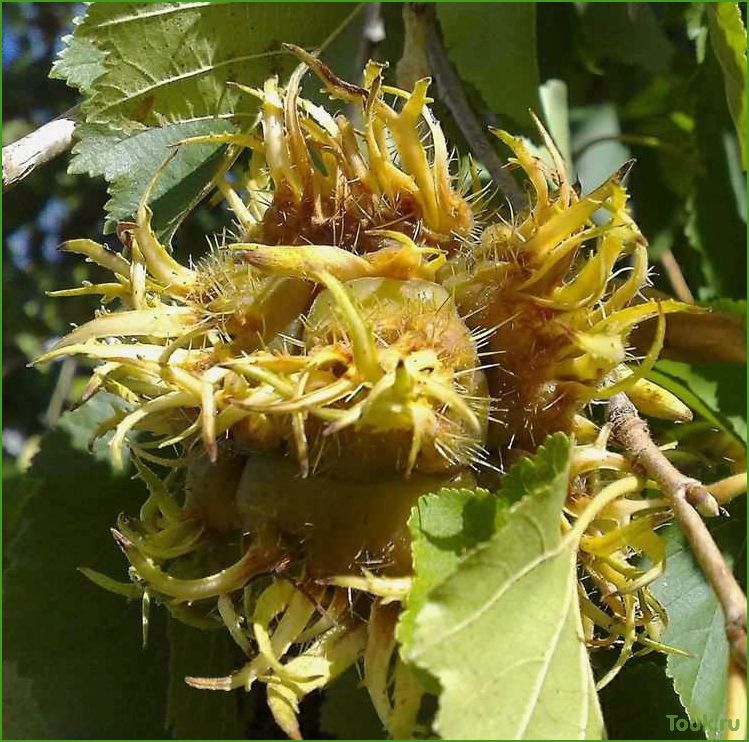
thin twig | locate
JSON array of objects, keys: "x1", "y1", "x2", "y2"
[
  {"x1": 607, "y1": 392, "x2": 747, "y2": 671},
  {"x1": 659, "y1": 248, "x2": 695, "y2": 304},
  {"x1": 2, "y1": 105, "x2": 79, "y2": 191},
  {"x1": 399, "y1": 3, "x2": 525, "y2": 210}
]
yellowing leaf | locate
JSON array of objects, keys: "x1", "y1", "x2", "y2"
[{"x1": 404, "y1": 434, "x2": 605, "y2": 740}]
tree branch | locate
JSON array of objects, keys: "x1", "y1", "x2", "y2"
[
  {"x1": 2, "y1": 105, "x2": 78, "y2": 192},
  {"x1": 607, "y1": 392, "x2": 747, "y2": 671},
  {"x1": 398, "y1": 3, "x2": 525, "y2": 211}
]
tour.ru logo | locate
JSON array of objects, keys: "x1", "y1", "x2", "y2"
[{"x1": 667, "y1": 715, "x2": 741, "y2": 735}]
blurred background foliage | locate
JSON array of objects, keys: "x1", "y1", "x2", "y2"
[{"x1": 2, "y1": 3, "x2": 746, "y2": 739}]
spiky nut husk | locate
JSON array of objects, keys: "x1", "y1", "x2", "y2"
[{"x1": 38, "y1": 46, "x2": 703, "y2": 738}]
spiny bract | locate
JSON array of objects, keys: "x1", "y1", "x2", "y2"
[{"x1": 41, "y1": 45, "x2": 699, "y2": 738}]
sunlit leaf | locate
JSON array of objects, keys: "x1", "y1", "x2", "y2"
[
  {"x1": 571, "y1": 103, "x2": 630, "y2": 194},
  {"x1": 50, "y1": 17, "x2": 106, "y2": 94},
  {"x1": 397, "y1": 486, "x2": 501, "y2": 650},
  {"x1": 74, "y1": 2, "x2": 363, "y2": 132},
  {"x1": 539, "y1": 78, "x2": 573, "y2": 172},
  {"x1": 405, "y1": 434, "x2": 605, "y2": 740}
]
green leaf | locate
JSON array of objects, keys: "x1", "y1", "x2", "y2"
[
  {"x1": 2, "y1": 467, "x2": 40, "y2": 568},
  {"x1": 69, "y1": 119, "x2": 232, "y2": 241},
  {"x1": 58, "y1": 3, "x2": 366, "y2": 242},
  {"x1": 705, "y1": 298, "x2": 747, "y2": 318},
  {"x1": 166, "y1": 620, "x2": 246, "y2": 739},
  {"x1": 2, "y1": 660, "x2": 51, "y2": 740},
  {"x1": 53, "y1": 391, "x2": 129, "y2": 462},
  {"x1": 684, "y1": 43, "x2": 747, "y2": 301},
  {"x1": 405, "y1": 434, "x2": 605, "y2": 740},
  {"x1": 74, "y1": 2, "x2": 364, "y2": 132},
  {"x1": 496, "y1": 431, "x2": 570, "y2": 504},
  {"x1": 706, "y1": 3, "x2": 747, "y2": 168},
  {"x1": 651, "y1": 500, "x2": 746, "y2": 739},
  {"x1": 650, "y1": 360, "x2": 747, "y2": 444},
  {"x1": 397, "y1": 487, "x2": 502, "y2": 649},
  {"x1": 319, "y1": 667, "x2": 385, "y2": 740},
  {"x1": 50, "y1": 21, "x2": 107, "y2": 94},
  {"x1": 437, "y1": 4, "x2": 540, "y2": 126},
  {"x1": 599, "y1": 659, "x2": 703, "y2": 740},
  {"x1": 580, "y1": 3, "x2": 675, "y2": 75},
  {"x1": 4, "y1": 396, "x2": 170, "y2": 738}
]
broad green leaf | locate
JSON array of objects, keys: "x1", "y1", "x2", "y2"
[
  {"x1": 496, "y1": 432, "x2": 570, "y2": 505},
  {"x1": 614, "y1": 71, "x2": 698, "y2": 259},
  {"x1": 599, "y1": 659, "x2": 702, "y2": 740},
  {"x1": 397, "y1": 487, "x2": 501, "y2": 649},
  {"x1": 405, "y1": 434, "x2": 605, "y2": 740},
  {"x1": 684, "y1": 44, "x2": 747, "y2": 300},
  {"x1": 4, "y1": 396, "x2": 169, "y2": 738},
  {"x1": 651, "y1": 500, "x2": 747, "y2": 739},
  {"x1": 75, "y1": 2, "x2": 363, "y2": 131},
  {"x1": 56, "y1": 3, "x2": 366, "y2": 242},
  {"x1": 437, "y1": 4, "x2": 540, "y2": 126},
  {"x1": 706, "y1": 3, "x2": 747, "y2": 168},
  {"x1": 69, "y1": 119, "x2": 232, "y2": 241},
  {"x1": 2, "y1": 467, "x2": 40, "y2": 568},
  {"x1": 319, "y1": 667, "x2": 385, "y2": 740},
  {"x1": 50, "y1": 29, "x2": 106, "y2": 94},
  {"x1": 167, "y1": 620, "x2": 246, "y2": 739},
  {"x1": 580, "y1": 3, "x2": 675, "y2": 75},
  {"x1": 2, "y1": 660, "x2": 51, "y2": 740},
  {"x1": 651, "y1": 360, "x2": 747, "y2": 444}
]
